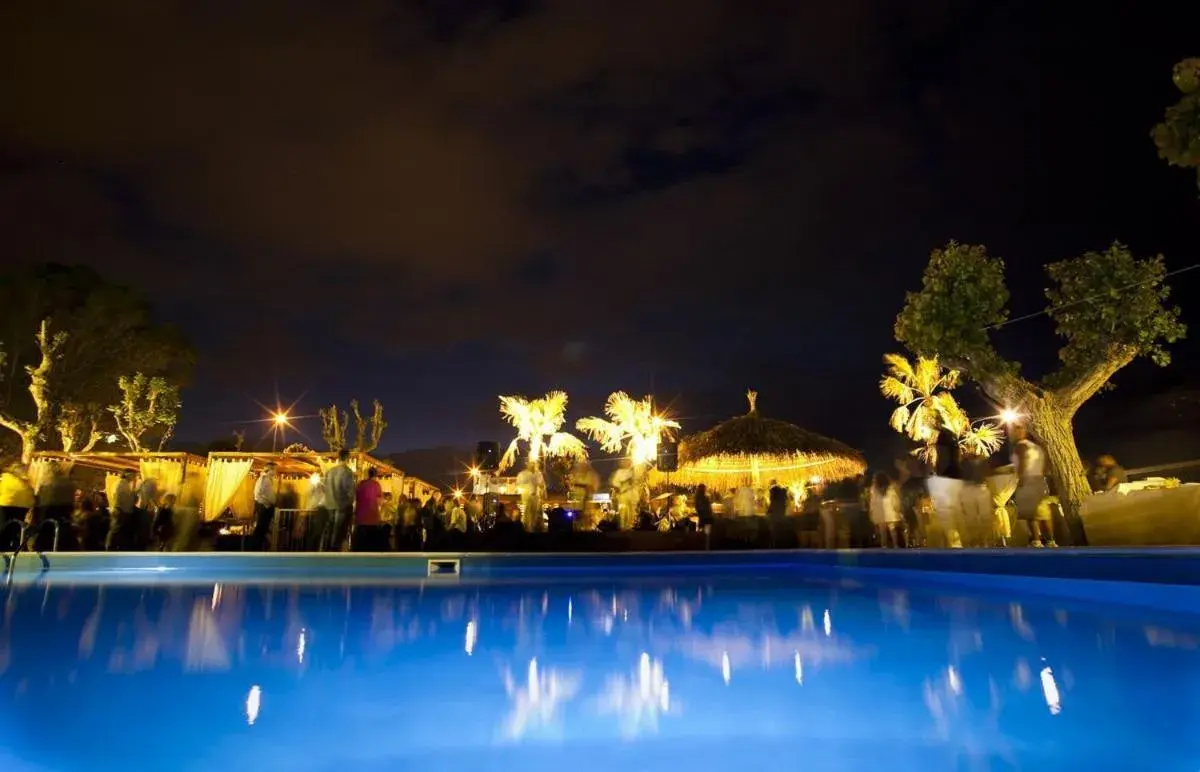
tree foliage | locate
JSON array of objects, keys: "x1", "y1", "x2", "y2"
[
  {"x1": 0, "y1": 264, "x2": 193, "y2": 426},
  {"x1": 896, "y1": 241, "x2": 1183, "y2": 405},
  {"x1": 319, "y1": 405, "x2": 349, "y2": 452},
  {"x1": 576, "y1": 392, "x2": 679, "y2": 466},
  {"x1": 498, "y1": 391, "x2": 588, "y2": 472},
  {"x1": 1045, "y1": 245, "x2": 1185, "y2": 379},
  {"x1": 895, "y1": 240, "x2": 1185, "y2": 515},
  {"x1": 108, "y1": 372, "x2": 182, "y2": 452},
  {"x1": 1152, "y1": 58, "x2": 1200, "y2": 189},
  {"x1": 351, "y1": 399, "x2": 387, "y2": 453},
  {"x1": 879, "y1": 353, "x2": 1004, "y2": 463},
  {"x1": 319, "y1": 399, "x2": 387, "y2": 453},
  {"x1": 0, "y1": 319, "x2": 67, "y2": 462}
]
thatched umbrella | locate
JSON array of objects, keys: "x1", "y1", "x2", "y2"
[{"x1": 667, "y1": 390, "x2": 866, "y2": 490}]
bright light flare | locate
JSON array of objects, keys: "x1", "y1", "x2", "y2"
[
  {"x1": 246, "y1": 685, "x2": 262, "y2": 725},
  {"x1": 576, "y1": 392, "x2": 679, "y2": 467},
  {"x1": 1040, "y1": 665, "x2": 1062, "y2": 714},
  {"x1": 273, "y1": 412, "x2": 290, "y2": 426},
  {"x1": 1000, "y1": 408, "x2": 1022, "y2": 425},
  {"x1": 465, "y1": 620, "x2": 477, "y2": 656}
]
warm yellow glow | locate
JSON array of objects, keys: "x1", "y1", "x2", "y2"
[
  {"x1": 577, "y1": 392, "x2": 680, "y2": 467},
  {"x1": 453, "y1": 488, "x2": 464, "y2": 499},
  {"x1": 273, "y1": 412, "x2": 289, "y2": 426},
  {"x1": 663, "y1": 451, "x2": 864, "y2": 489},
  {"x1": 308, "y1": 472, "x2": 321, "y2": 485},
  {"x1": 1001, "y1": 408, "x2": 1022, "y2": 425},
  {"x1": 498, "y1": 391, "x2": 588, "y2": 471},
  {"x1": 469, "y1": 466, "x2": 480, "y2": 477}
]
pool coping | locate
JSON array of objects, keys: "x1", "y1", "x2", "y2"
[{"x1": 7, "y1": 546, "x2": 1200, "y2": 585}]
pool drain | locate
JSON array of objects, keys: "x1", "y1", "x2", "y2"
[{"x1": 427, "y1": 559, "x2": 461, "y2": 577}]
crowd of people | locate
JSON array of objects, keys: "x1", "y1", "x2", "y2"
[
  {"x1": 0, "y1": 460, "x2": 182, "y2": 551},
  {"x1": 0, "y1": 433, "x2": 1132, "y2": 553}
]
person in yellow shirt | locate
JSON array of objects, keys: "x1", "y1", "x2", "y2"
[{"x1": 0, "y1": 462, "x2": 36, "y2": 549}]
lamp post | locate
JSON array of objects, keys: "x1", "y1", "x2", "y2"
[{"x1": 272, "y1": 412, "x2": 290, "y2": 452}]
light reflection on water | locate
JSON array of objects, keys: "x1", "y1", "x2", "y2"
[{"x1": 0, "y1": 575, "x2": 1197, "y2": 771}]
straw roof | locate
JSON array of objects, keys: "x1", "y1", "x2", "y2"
[{"x1": 667, "y1": 391, "x2": 866, "y2": 489}]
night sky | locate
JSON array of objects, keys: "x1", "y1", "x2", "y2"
[{"x1": 2, "y1": 2, "x2": 1198, "y2": 461}]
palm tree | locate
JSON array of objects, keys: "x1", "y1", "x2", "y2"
[
  {"x1": 880, "y1": 353, "x2": 1003, "y2": 464},
  {"x1": 498, "y1": 391, "x2": 588, "y2": 472},
  {"x1": 576, "y1": 392, "x2": 680, "y2": 466}
]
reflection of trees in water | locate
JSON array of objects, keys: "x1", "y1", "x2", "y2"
[
  {"x1": 594, "y1": 652, "x2": 674, "y2": 738},
  {"x1": 499, "y1": 657, "x2": 581, "y2": 741}
]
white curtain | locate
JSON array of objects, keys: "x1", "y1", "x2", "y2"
[
  {"x1": 140, "y1": 458, "x2": 185, "y2": 498},
  {"x1": 105, "y1": 472, "x2": 123, "y2": 509},
  {"x1": 203, "y1": 459, "x2": 253, "y2": 520},
  {"x1": 28, "y1": 457, "x2": 72, "y2": 491}
]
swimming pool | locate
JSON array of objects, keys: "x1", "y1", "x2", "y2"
[{"x1": 1, "y1": 552, "x2": 1197, "y2": 771}]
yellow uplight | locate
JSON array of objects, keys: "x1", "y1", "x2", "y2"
[
  {"x1": 1000, "y1": 408, "x2": 1021, "y2": 425},
  {"x1": 273, "y1": 412, "x2": 290, "y2": 426}
]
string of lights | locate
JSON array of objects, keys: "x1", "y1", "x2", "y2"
[{"x1": 982, "y1": 261, "x2": 1200, "y2": 332}]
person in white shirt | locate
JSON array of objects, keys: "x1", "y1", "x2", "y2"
[
  {"x1": 305, "y1": 472, "x2": 330, "y2": 550},
  {"x1": 1010, "y1": 424, "x2": 1056, "y2": 547},
  {"x1": 324, "y1": 449, "x2": 356, "y2": 550},
  {"x1": 250, "y1": 461, "x2": 278, "y2": 550},
  {"x1": 869, "y1": 472, "x2": 904, "y2": 547},
  {"x1": 107, "y1": 470, "x2": 138, "y2": 550}
]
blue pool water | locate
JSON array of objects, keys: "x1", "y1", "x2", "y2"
[{"x1": 1, "y1": 567, "x2": 1197, "y2": 771}]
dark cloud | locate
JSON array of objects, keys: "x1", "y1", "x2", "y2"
[{"x1": 1, "y1": 1, "x2": 1198, "y2": 451}]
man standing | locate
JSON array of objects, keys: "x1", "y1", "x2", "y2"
[
  {"x1": 325, "y1": 449, "x2": 356, "y2": 551},
  {"x1": 250, "y1": 461, "x2": 278, "y2": 550}
]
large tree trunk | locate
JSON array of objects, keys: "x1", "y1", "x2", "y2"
[
  {"x1": 1027, "y1": 397, "x2": 1091, "y2": 519},
  {"x1": 20, "y1": 431, "x2": 36, "y2": 465}
]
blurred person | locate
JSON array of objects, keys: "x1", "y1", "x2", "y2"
[
  {"x1": 35, "y1": 462, "x2": 77, "y2": 551},
  {"x1": 869, "y1": 472, "x2": 904, "y2": 548},
  {"x1": 107, "y1": 470, "x2": 137, "y2": 549},
  {"x1": 448, "y1": 496, "x2": 467, "y2": 532},
  {"x1": 153, "y1": 493, "x2": 177, "y2": 550},
  {"x1": 0, "y1": 462, "x2": 35, "y2": 550},
  {"x1": 305, "y1": 472, "x2": 330, "y2": 551},
  {"x1": 1090, "y1": 454, "x2": 1128, "y2": 492},
  {"x1": 352, "y1": 467, "x2": 388, "y2": 551},
  {"x1": 733, "y1": 483, "x2": 756, "y2": 517},
  {"x1": 325, "y1": 450, "x2": 356, "y2": 550},
  {"x1": 1010, "y1": 424, "x2": 1056, "y2": 547},
  {"x1": 766, "y1": 479, "x2": 789, "y2": 520},
  {"x1": 249, "y1": 461, "x2": 278, "y2": 550},
  {"x1": 693, "y1": 484, "x2": 714, "y2": 530}
]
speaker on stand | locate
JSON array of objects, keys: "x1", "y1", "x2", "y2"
[{"x1": 657, "y1": 440, "x2": 678, "y2": 472}]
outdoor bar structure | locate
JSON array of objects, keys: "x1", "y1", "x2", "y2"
[
  {"x1": 660, "y1": 391, "x2": 867, "y2": 491},
  {"x1": 30, "y1": 449, "x2": 439, "y2": 522}
]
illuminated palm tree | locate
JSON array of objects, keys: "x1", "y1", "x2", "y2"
[
  {"x1": 498, "y1": 391, "x2": 588, "y2": 472},
  {"x1": 880, "y1": 354, "x2": 1003, "y2": 464},
  {"x1": 576, "y1": 392, "x2": 680, "y2": 467}
]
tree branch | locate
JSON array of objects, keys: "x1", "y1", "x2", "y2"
[{"x1": 1055, "y1": 347, "x2": 1136, "y2": 413}]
